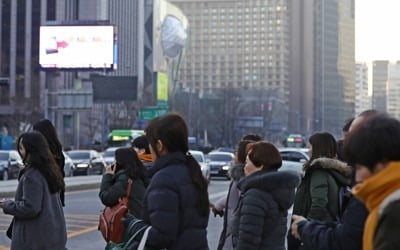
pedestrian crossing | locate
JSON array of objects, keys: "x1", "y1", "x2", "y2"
[{"x1": 0, "y1": 213, "x2": 100, "y2": 249}]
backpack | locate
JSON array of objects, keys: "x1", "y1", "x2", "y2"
[{"x1": 99, "y1": 179, "x2": 133, "y2": 243}]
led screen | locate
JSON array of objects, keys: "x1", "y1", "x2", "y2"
[{"x1": 39, "y1": 25, "x2": 116, "y2": 69}]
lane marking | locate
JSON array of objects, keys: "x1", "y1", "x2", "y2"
[
  {"x1": 67, "y1": 225, "x2": 98, "y2": 238},
  {"x1": 65, "y1": 189, "x2": 99, "y2": 195}
]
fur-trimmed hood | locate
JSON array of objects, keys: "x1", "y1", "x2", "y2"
[
  {"x1": 306, "y1": 157, "x2": 353, "y2": 186},
  {"x1": 238, "y1": 170, "x2": 301, "y2": 210}
]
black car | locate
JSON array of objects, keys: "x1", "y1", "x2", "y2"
[
  {"x1": 0, "y1": 150, "x2": 24, "y2": 180},
  {"x1": 66, "y1": 150, "x2": 106, "y2": 176}
]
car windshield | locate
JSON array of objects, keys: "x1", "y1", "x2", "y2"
[
  {"x1": 191, "y1": 153, "x2": 204, "y2": 162},
  {"x1": 0, "y1": 152, "x2": 9, "y2": 161},
  {"x1": 208, "y1": 154, "x2": 232, "y2": 162},
  {"x1": 103, "y1": 150, "x2": 116, "y2": 157},
  {"x1": 68, "y1": 152, "x2": 90, "y2": 159}
]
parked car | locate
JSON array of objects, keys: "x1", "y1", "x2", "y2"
[
  {"x1": 0, "y1": 150, "x2": 23, "y2": 180},
  {"x1": 279, "y1": 148, "x2": 310, "y2": 176},
  {"x1": 102, "y1": 147, "x2": 119, "y2": 166},
  {"x1": 66, "y1": 150, "x2": 106, "y2": 176},
  {"x1": 207, "y1": 152, "x2": 235, "y2": 179},
  {"x1": 190, "y1": 150, "x2": 210, "y2": 182},
  {"x1": 63, "y1": 152, "x2": 74, "y2": 177}
]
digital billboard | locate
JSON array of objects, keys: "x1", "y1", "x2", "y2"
[{"x1": 39, "y1": 25, "x2": 117, "y2": 70}]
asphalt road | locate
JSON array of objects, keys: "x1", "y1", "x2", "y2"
[{"x1": 0, "y1": 178, "x2": 230, "y2": 250}]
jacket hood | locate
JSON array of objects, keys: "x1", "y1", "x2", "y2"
[
  {"x1": 229, "y1": 163, "x2": 245, "y2": 181},
  {"x1": 239, "y1": 170, "x2": 301, "y2": 210},
  {"x1": 308, "y1": 157, "x2": 352, "y2": 186}
]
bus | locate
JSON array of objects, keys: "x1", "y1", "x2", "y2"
[
  {"x1": 284, "y1": 134, "x2": 307, "y2": 148},
  {"x1": 106, "y1": 129, "x2": 145, "y2": 148}
]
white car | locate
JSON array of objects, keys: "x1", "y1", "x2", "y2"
[
  {"x1": 279, "y1": 148, "x2": 310, "y2": 176},
  {"x1": 63, "y1": 152, "x2": 74, "y2": 177},
  {"x1": 102, "y1": 147, "x2": 119, "y2": 166},
  {"x1": 190, "y1": 150, "x2": 210, "y2": 182}
]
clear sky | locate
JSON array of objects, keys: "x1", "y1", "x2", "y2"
[{"x1": 356, "y1": 0, "x2": 400, "y2": 62}]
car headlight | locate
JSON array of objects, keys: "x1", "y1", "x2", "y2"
[
  {"x1": 76, "y1": 163, "x2": 89, "y2": 168},
  {"x1": 222, "y1": 165, "x2": 230, "y2": 171}
]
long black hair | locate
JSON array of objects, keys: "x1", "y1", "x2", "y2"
[
  {"x1": 33, "y1": 119, "x2": 64, "y2": 164},
  {"x1": 17, "y1": 132, "x2": 65, "y2": 193},
  {"x1": 114, "y1": 147, "x2": 146, "y2": 180},
  {"x1": 145, "y1": 112, "x2": 209, "y2": 217}
]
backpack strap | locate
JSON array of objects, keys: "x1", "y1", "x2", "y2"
[{"x1": 125, "y1": 178, "x2": 133, "y2": 198}]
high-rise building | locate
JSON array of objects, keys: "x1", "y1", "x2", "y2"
[
  {"x1": 387, "y1": 62, "x2": 400, "y2": 119},
  {"x1": 0, "y1": 0, "x2": 56, "y2": 135},
  {"x1": 170, "y1": 0, "x2": 291, "y2": 96},
  {"x1": 313, "y1": 0, "x2": 355, "y2": 134},
  {"x1": 372, "y1": 60, "x2": 389, "y2": 112},
  {"x1": 355, "y1": 63, "x2": 370, "y2": 115},
  {"x1": 291, "y1": 0, "x2": 355, "y2": 136}
]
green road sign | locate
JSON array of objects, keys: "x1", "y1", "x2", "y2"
[{"x1": 139, "y1": 106, "x2": 169, "y2": 121}]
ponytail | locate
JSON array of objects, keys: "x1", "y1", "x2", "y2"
[{"x1": 186, "y1": 154, "x2": 210, "y2": 217}]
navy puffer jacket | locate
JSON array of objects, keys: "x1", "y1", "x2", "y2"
[
  {"x1": 140, "y1": 151, "x2": 209, "y2": 250},
  {"x1": 232, "y1": 170, "x2": 300, "y2": 250}
]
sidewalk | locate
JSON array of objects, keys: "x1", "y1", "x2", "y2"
[{"x1": 0, "y1": 175, "x2": 102, "y2": 198}]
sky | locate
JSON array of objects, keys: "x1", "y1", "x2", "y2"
[{"x1": 356, "y1": 0, "x2": 400, "y2": 62}]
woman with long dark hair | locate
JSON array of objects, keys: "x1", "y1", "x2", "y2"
[
  {"x1": 99, "y1": 147, "x2": 147, "y2": 218},
  {"x1": 0, "y1": 132, "x2": 67, "y2": 250},
  {"x1": 33, "y1": 119, "x2": 66, "y2": 206},
  {"x1": 124, "y1": 112, "x2": 209, "y2": 249},
  {"x1": 288, "y1": 132, "x2": 352, "y2": 250}
]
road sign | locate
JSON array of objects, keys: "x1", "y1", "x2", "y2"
[{"x1": 139, "y1": 106, "x2": 169, "y2": 121}]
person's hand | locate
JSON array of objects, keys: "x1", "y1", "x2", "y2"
[
  {"x1": 291, "y1": 215, "x2": 307, "y2": 240},
  {"x1": 105, "y1": 163, "x2": 116, "y2": 175},
  {"x1": 210, "y1": 203, "x2": 224, "y2": 217},
  {"x1": 0, "y1": 198, "x2": 8, "y2": 208}
]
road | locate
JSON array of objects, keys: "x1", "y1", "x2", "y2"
[{"x1": 0, "y1": 178, "x2": 229, "y2": 250}]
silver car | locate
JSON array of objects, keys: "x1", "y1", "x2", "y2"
[
  {"x1": 0, "y1": 150, "x2": 23, "y2": 180},
  {"x1": 190, "y1": 150, "x2": 210, "y2": 182}
]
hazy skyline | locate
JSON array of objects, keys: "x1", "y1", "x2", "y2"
[{"x1": 356, "y1": 0, "x2": 400, "y2": 62}]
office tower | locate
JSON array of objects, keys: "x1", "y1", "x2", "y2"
[
  {"x1": 355, "y1": 63, "x2": 370, "y2": 115},
  {"x1": 372, "y1": 60, "x2": 389, "y2": 112},
  {"x1": 387, "y1": 62, "x2": 400, "y2": 119}
]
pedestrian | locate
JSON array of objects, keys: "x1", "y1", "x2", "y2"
[
  {"x1": 123, "y1": 113, "x2": 210, "y2": 250},
  {"x1": 231, "y1": 141, "x2": 300, "y2": 249},
  {"x1": 131, "y1": 135, "x2": 153, "y2": 167},
  {"x1": 288, "y1": 110, "x2": 381, "y2": 250},
  {"x1": 33, "y1": 119, "x2": 66, "y2": 206},
  {"x1": 99, "y1": 147, "x2": 148, "y2": 218},
  {"x1": 0, "y1": 131, "x2": 67, "y2": 250},
  {"x1": 288, "y1": 132, "x2": 352, "y2": 250},
  {"x1": 345, "y1": 114, "x2": 400, "y2": 250},
  {"x1": 212, "y1": 139, "x2": 256, "y2": 250},
  {"x1": 241, "y1": 133, "x2": 262, "y2": 142}
]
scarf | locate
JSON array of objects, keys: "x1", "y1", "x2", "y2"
[
  {"x1": 352, "y1": 161, "x2": 400, "y2": 250},
  {"x1": 139, "y1": 154, "x2": 153, "y2": 163}
]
